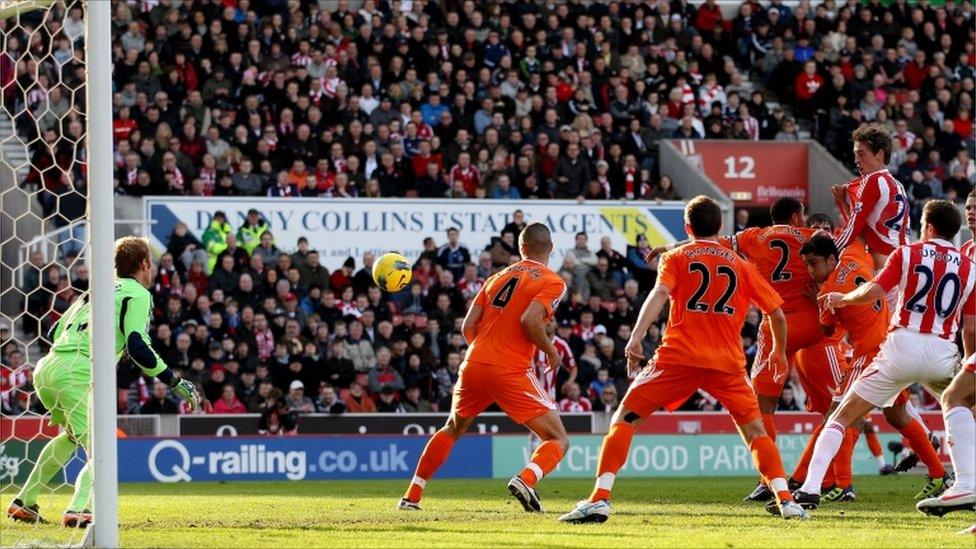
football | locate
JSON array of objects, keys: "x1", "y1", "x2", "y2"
[{"x1": 372, "y1": 252, "x2": 412, "y2": 293}]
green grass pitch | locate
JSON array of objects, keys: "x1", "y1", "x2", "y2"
[{"x1": 4, "y1": 476, "x2": 973, "y2": 547}]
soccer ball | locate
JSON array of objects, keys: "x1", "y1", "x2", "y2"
[{"x1": 372, "y1": 252, "x2": 412, "y2": 293}]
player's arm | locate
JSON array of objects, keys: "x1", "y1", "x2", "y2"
[
  {"x1": 961, "y1": 286, "x2": 975, "y2": 358},
  {"x1": 834, "y1": 179, "x2": 879, "y2": 250},
  {"x1": 522, "y1": 302, "x2": 560, "y2": 368},
  {"x1": 124, "y1": 289, "x2": 199, "y2": 408},
  {"x1": 824, "y1": 248, "x2": 901, "y2": 311},
  {"x1": 462, "y1": 280, "x2": 490, "y2": 344},
  {"x1": 645, "y1": 239, "x2": 689, "y2": 262},
  {"x1": 625, "y1": 283, "x2": 670, "y2": 366},
  {"x1": 746, "y1": 262, "x2": 789, "y2": 374}
]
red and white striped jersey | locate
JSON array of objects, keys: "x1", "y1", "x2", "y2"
[
  {"x1": 836, "y1": 169, "x2": 909, "y2": 256},
  {"x1": 532, "y1": 336, "x2": 576, "y2": 401},
  {"x1": 962, "y1": 239, "x2": 974, "y2": 261},
  {"x1": 874, "y1": 239, "x2": 976, "y2": 340}
]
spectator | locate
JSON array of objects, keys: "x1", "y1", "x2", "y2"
[
  {"x1": 596, "y1": 385, "x2": 619, "y2": 413},
  {"x1": 553, "y1": 142, "x2": 590, "y2": 199},
  {"x1": 777, "y1": 385, "x2": 802, "y2": 411},
  {"x1": 314, "y1": 383, "x2": 346, "y2": 414},
  {"x1": 586, "y1": 257, "x2": 620, "y2": 301},
  {"x1": 284, "y1": 379, "x2": 314, "y2": 414},
  {"x1": 212, "y1": 383, "x2": 247, "y2": 414},
  {"x1": 402, "y1": 385, "x2": 433, "y2": 413},
  {"x1": 558, "y1": 382, "x2": 593, "y2": 413},
  {"x1": 375, "y1": 385, "x2": 405, "y2": 413},
  {"x1": 258, "y1": 397, "x2": 299, "y2": 436},
  {"x1": 345, "y1": 321, "x2": 376, "y2": 374},
  {"x1": 139, "y1": 381, "x2": 179, "y2": 414},
  {"x1": 436, "y1": 228, "x2": 471, "y2": 281},
  {"x1": 344, "y1": 382, "x2": 376, "y2": 413},
  {"x1": 368, "y1": 347, "x2": 405, "y2": 396}
]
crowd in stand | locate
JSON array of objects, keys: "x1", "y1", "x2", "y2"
[
  {"x1": 3, "y1": 0, "x2": 974, "y2": 422},
  {"x1": 3, "y1": 207, "x2": 786, "y2": 420},
  {"x1": 6, "y1": 0, "x2": 972, "y2": 210}
]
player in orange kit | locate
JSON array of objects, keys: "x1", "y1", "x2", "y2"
[
  {"x1": 558, "y1": 196, "x2": 809, "y2": 523},
  {"x1": 798, "y1": 234, "x2": 950, "y2": 503},
  {"x1": 398, "y1": 223, "x2": 569, "y2": 513}
]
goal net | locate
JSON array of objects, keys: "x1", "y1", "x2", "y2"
[{"x1": 1, "y1": 0, "x2": 115, "y2": 545}]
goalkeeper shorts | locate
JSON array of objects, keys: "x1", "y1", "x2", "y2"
[{"x1": 33, "y1": 352, "x2": 92, "y2": 443}]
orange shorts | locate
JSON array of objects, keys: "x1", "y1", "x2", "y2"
[
  {"x1": 451, "y1": 359, "x2": 556, "y2": 424},
  {"x1": 752, "y1": 307, "x2": 825, "y2": 397},
  {"x1": 794, "y1": 343, "x2": 848, "y2": 415},
  {"x1": 621, "y1": 362, "x2": 761, "y2": 426}
]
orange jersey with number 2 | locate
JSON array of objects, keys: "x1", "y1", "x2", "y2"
[
  {"x1": 466, "y1": 259, "x2": 566, "y2": 371},
  {"x1": 655, "y1": 241, "x2": 784, "y2": 374},
  {"x1": 723, "y1": 225, "x2": 818, "y2": 313}
]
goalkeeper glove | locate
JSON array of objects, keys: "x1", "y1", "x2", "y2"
[{"x1": 171, "y1": 379, "x2": 200, "y2": 411}]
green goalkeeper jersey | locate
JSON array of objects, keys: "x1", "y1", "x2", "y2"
[{"x1": 49, "y1": 277, "x2": 167, "y2": 377}]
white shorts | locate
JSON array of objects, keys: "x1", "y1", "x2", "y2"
[{"x1": 851, "y1": 329, "x2": 959, "y2": 408}]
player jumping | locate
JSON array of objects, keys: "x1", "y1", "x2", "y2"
[
  {"x1": 398, "y1": 223, "x2": 569, "y2": 513},
  {"x1": 794, "y1": 200, "x2": 976, "y2": 510},
  {"x1": 558, "y1": 196, "x2": 808, "y2": 523},
  {"x1": 7, "y1": 237, "x2": 199, "y2": 527}
]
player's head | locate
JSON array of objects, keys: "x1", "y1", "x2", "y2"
[
  {"x1": 518, "y1": 222, "x2": 553, "y2": 261},
  {"x1": 684, "y1": 195, "x2": 722, "y2": 238},
  {"x1": 799, "y1": 234, "x2": 839, "y2": 284},
  {"x1": 851, "y1": 124, "x2": 892, "y2": 175},
  {"x1": 966, "y1": 189, "x2": 975, "y2": 233},
  {"x1": 770, "y1": 197, "x2": 805, "y2": 226},
  {"x1": 920, "y1": 199, "x2": 963, "y2": 241},
  {"x1": 806, "y1": 213, "x2": 835, "y2": 233},
  {"x1": 115, "y1": 236, "x2": 154, "y2": 287}
]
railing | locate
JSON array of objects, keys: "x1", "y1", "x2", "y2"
[{"x1": 16, "y1": 218, "x2": 155, "y2": 286}]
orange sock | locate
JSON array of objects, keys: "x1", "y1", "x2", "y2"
[
  {"x1": 832, "y1": 427, "x2": 860, "y2": 489},
  {"x1": 749, "y1": 435, "x2": 792, "y2": 503},
  {"x1": 865, "y1": 427, "x2": 883, "y2": 457},
  {"x1": 404, "y1": 430, "x2": 456, "y2": 503},
  {"x1": 518, "y1": 440, "x2": 565, "y2": 487},
  {"x1": 589, "y1": 423, "x2": 636, "y2": 502},
  {"x1": 900, "y1": 420, "x2": 945, "y2": 477},
  {"x1": 761, "y1": 412, "x2": 778, "y2": 441},
  {"x1": 791, "y1": 422, "x2": 825, "y2": 482}
]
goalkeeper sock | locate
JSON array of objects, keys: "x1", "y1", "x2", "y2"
[
  {"x1": 16, "y1": 432, "x2": 77, "y2": 507},
  {"x1": 404, "y1": 429, "x2": 455, "y2": 503},
  {"x1": 899, "y1": 419, "x2": 944, "y2": 477},
  {"x1": 790, "y1": 422, "x2": 825, "y2": 482},
  {"x1": 66, "y1": 460, "x2": 92, "y2": 512},
  {"x1": 518, "y1": 439, "x2": 565, "y2": 488},
  {"x1": 761, "y1": 413, "x2": 777, "y2": 441},
  {"x1": 799, "y1": 420, "x2": 845, "y2": 495},
  {"x1": 832, "y1": 427, "x2": 860, "y2": 489},
  {"x1": 749, "y1": 435, "x2": 792, "y2": 504},
  {"x1": 589, "y1": 422, "x2": 636, "y2": 503}
]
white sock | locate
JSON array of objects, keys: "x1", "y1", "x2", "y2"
[
  {"x1": 876, "y1": 454, "x2": 887, "y2": 468},
  {"x1": 799, "y1": 421, "x2": 846, "y2": 495},
  {"x1": 945, "y1": 406, "x2": 976, "y2": 492},
  {"x1": 595, "y1": 472, "x2": 616, "y2": 491},
  {"x1": 904, "y1": 401, "x2": 929, "y2": 435}
]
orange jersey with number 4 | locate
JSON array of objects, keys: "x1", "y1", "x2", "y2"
[
  {"x1": 723, "y1": 226, "x2": 818, "y2": 313},
  {"x1": 466, "y1": 259, "x2": 566, "y2": 371},
  {"x1": 655, "y1": 241, "x2": 784, "y2": 374},
  {"x1": 818, "y1": 247, "x2": 891, "y2": 357}
]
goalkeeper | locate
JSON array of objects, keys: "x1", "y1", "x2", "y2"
[{"x1": 7, "y1": 237, "x2": 199, "y2": 527}]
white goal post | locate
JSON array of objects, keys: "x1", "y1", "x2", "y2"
[{"x1": 86, "y1": 0, "x2": 118, "y2": 546}]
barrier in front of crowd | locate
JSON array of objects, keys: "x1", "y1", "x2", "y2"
[
  {"x1": 143, "y1": 197, "x2": 688, "y2": 271},
  {"x1": 177, "y1": 412, "x2": 595, "y2": 436},
  {"x1": 0, "y1": 411, "x2": 944, "y2": 484}
]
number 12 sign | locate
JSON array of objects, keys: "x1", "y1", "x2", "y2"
[{"x1": 675, "y1": 140, "x2": 809, "y2": 207}]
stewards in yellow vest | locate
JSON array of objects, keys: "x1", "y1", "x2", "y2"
[
  {"x1": 237, "y1": 208, "x2": 270, "y2": 255},
  {"x1": 201, "y1": 211, "x2": 233, "y2": 273}
]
